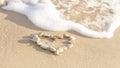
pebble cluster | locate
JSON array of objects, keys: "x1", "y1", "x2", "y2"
[{"x1": 31, "y1": 33, "x2": 76, "y2": 55}]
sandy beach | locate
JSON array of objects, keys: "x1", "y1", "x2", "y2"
[{"x1": 0, "y1": 7, "x2": 120, "y2": 68}]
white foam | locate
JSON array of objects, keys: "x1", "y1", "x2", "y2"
[{"x1": 1, "y1": 0, "x2": 120, "y2": 38}]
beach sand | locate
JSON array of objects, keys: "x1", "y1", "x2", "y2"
[{"x1": 0, "y1": 7, "x2": 120, "y2": 68}]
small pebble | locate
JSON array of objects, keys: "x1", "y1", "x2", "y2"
[
  {"x1": 37, "y1": 42, "x2": 43, "y2": 46},
  {"x1": 40, "y1": 44, "x2": 50, "y2": 50},
  {"x1": 39, "y1": 33, "x2": 44, "y2": 37},
  {"x1": 57, "y1": 47, "x2": 64, "y2": 53},
  {"x1": 55, "y1": 50, "x2": 60, "y2": 55},
  {"x1": 67, "y1": 44, "x2": 73, "y2": 48},
  {"x1": 62, "y1": 46, "x2": 68, "y2": 50},
  {"x1": 63, "y1": 34, "x2": 70, "y2": 38},
  {"x1": 69, "y1": 36, "x2": 76, "y2": 41},
  {"x1": 32, "y1": 35, "x2": 41, "y2": 43},
  {"x1": 43, "y1": 33, "x2": 50, "y2": 37},
  {"x1": 49, "y1": 46, "x2": 57, "y2": 52}
]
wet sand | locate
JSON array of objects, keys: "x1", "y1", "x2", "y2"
[{"x1": 0, "y1": 8, "x2": 120, "y2": 68}]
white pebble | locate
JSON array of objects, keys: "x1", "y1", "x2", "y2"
[
  {"x1": 49, "y1": 46, "x2": 57, "y2": 52},
  {"x1": 40, "y1": 44, "x2": 49, "y2": 50},
  {"x1": 57, "y1": 47, "x2": 64, "y2": 53},
  {"x1": 67, "y1": 44, "x2": 73, "y2": 48},
  {"x1": 55, "y1": 50, "x2": 60, "y2": 55},
  {"x1": 37, "y1": 42, "x2": 43, "y2": 46},
  {"x1": 32, "y1": 35, "x2": 41, "y2": 43},
  {"x1": 62, "y1": 46, "x2": 68, "y2": 50},
  {"x1": 69, "y1": 36, "x2": 76, "y2": 41},
  {"x1": 43, "y1": 33, "x2": 50, "y2": 37}
]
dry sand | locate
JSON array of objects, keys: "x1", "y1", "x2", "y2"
[{"x1": 0, "y1": 7, "x2": 120, "y2": 68}]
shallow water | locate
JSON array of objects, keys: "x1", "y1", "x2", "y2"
[
  {"x1": 1, "y1": 0, "x2": 120, "y2": 38},
  {"x1": 52, "y1": 0, "x2": 119, "y2": 32}
]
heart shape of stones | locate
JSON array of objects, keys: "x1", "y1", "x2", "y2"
[{"x1": 31, "y1": 33, "x2": 76, "y2": 55}]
